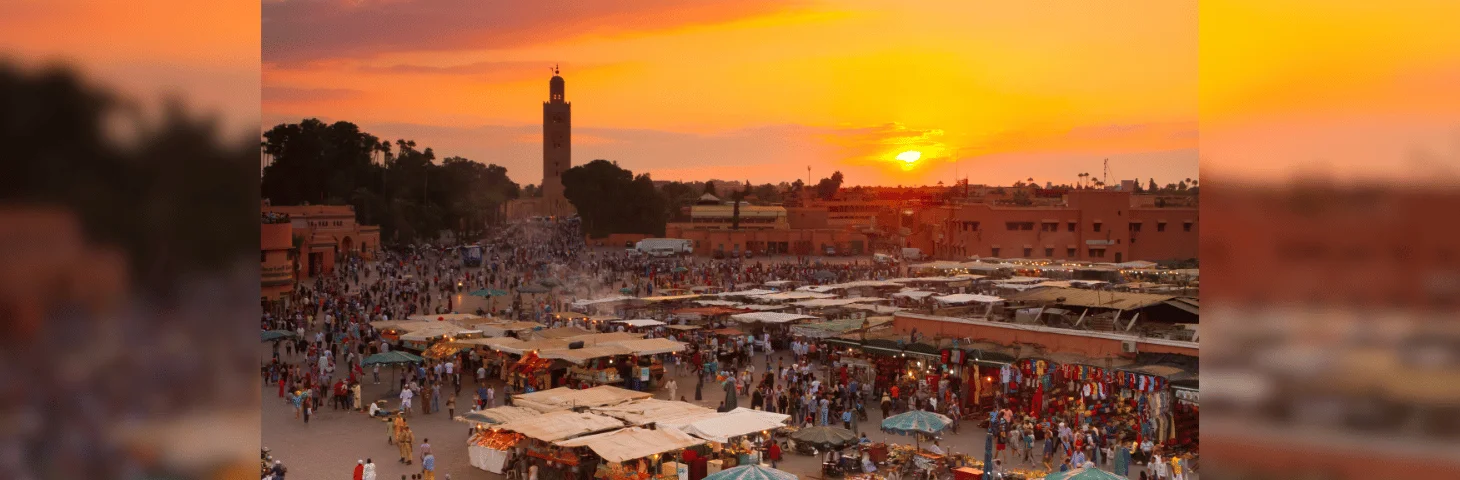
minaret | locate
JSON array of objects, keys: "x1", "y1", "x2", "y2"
[{"x1": 541, "y1": 65, "x2": 571, "y2": 216}]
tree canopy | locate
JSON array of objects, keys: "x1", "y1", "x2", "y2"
[
  {"x1": 260, "y1": 119, "x2": 519, "y2": 243},
  {"x1": 815, "y1": 171, "x2": 845, "y2": 200},
  {"x1": 561, "y1": 160, "x2": 667, "y2": 237}
]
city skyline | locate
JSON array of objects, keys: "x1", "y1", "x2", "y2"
[{"x1": 263, "y1": 0, "x2": 1199, "y2": 188}]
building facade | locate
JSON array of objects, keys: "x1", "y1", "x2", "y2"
[
  {"x1": 261, "y1": 218, "x2": 294, "y2": 306},
  {"x1": 507, "y1": 67, "x2": 577, "y2": 219},
  {"x1": 926, "y1": 189, "x2": 1198, "y2": 263},
  {"x1": 260, "y1": 204, "x2": 380, "y2": 279}
]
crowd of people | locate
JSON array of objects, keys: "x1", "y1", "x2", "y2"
[{"x1": 260, "y1": 217, "x2": 1193, "y2": 480}]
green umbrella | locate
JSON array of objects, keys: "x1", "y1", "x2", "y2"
[
  {"x1": 673, "y1": 266, "x2": 689, "y2": 273},
  {"x1": 880, "y1": 410, "x2": 952, "y2": 436},
  {"x1": 538, "y1": 278, "x2": 562, "y2": 287},
  {"x1": 363, "y1": 351, "x2": 425, "y2": 394},
  {"x1": 1041, "y1": 467, "x2": 1125, "y2": 480},
  {"x1": 702, "y1": 465, "x2": 797, "y2": 480},
  {"x1": 788, "y1": 426, "x2": 857, "y2": 450},
  {"x1": 362, "y1": 351, "x2": 426, "y2": 366},
  {"x1": 469, "y1": 289, "x2": 509, "y2": 297},
  {"x1": 260, "y1": 330, "x2": 297, "y2": 342},
  {"x1": 620, "y1": 287, "x2": 634, "y2": 294},
  {"x1": 881, "y1": 410, "x2": 952, "y2": 452}
]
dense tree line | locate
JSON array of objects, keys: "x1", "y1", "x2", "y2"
[
  {"x1": 561, "y1": 160, "x2": 668, "y2": 237},
  {"x1": 260, "y1": 119, "x2": 520, "y2": 243}
]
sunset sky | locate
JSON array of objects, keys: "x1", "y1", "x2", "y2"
[{"x1": 262, "y1": 0, "x2": 1200, "y2": 188}]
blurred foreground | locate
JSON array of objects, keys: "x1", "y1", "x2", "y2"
[{"x1": 0, "y1": 62, "x2": 259, "y2": 479}]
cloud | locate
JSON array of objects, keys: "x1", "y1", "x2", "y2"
[
  {"x1": 262, "y1": 86, "x2": 364, "y2": 104},
  {"x1": 263, "y1": 0, "x2": 801, "y2": 66}
]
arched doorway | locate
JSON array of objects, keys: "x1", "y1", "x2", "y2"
[{"x1": 341, "y1": 236, "x2": 353, "y2": 254}]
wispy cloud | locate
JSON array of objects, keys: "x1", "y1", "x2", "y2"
[{"x1": 263, "y1": 0, "x2": 802, "y2": 66}]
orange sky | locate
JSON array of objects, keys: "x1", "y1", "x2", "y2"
[
  {"x1": 1200, "y1": 0, "x2": 1460, "y2": 186},
  {"x1": 263, "y1": 0, "x2": 1199, "y2": 188},
  {"x1": 1, "y1": 0, "x2": 260, "y2": 138}
]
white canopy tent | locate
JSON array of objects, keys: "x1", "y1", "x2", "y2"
[
  {"x1": 729, "y1": 312, "x2": 818, "y2": 324},
  {"x1": 663, "y1": 408, "x2": 790, "y2": 443},
  {"x1": 554, "y1": 427, "x2": 704, "y2": 463},
  {"x1": 494, "y1": 410, "x2": 625, "y2": 442},
  {"x1": 933, "y1": 294, "x2": 1004, "y2": 305},
  {"x1": 614, "y1": 319, "x2": 668, "y2": 328}
]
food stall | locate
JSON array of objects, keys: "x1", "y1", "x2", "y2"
[
  {"x1": 508, "y1": 351, "x2": 558, "y2": 391},
  {"x1": 457, "y1": 406, "x2": 543, "y2": 474},
  {"x1": 556, "y1": 427, "x2": 705, "y2": 480},
  {"x1": 494, "y1": 411, "x2": 628, "y2": 480},
  {"x1": 661, "y1": 408, "x2": 790, "y2": 472}
]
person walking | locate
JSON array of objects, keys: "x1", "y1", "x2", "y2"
[
  {"x1": 421, "y1": 453, "x2": 436, "y2": 480},
  {"x1": 354, "y1": 460, "x2": 365, "y2": 480},
  {"x1": 431, "y1": 382, "x2": 441, "y2": 414},
  {"x1": 397, "y1": 426, "x2": 415, "y2": 465},
  {"x1": 666, "y1": 378, "x2": 678, "y2": 402},
  {"x1": 363, "y1": 459, "x2": 377, "y2": 480},
  {"x1": 447, "y1": 395, "x2": 456, "y2": 419}
]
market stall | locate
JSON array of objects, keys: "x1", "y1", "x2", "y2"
[
  {"x1": 556, "y1": 427, "x2": 705, "y2": 478},
  {"x1": 466, "y1": 428, "x2": 524, "y2": 473},
  {"x1": 512, "y1": 385, "x2": 654, "y2": 413}
]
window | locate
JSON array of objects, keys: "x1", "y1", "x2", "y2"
[
  {"x1": 1006, "y1": 222, "x2": 1019, "y2": 231},
  {"x1": 1183, "y1": 222, "x2": 1193, "y2": 232},
  {"x1": 261, "y1": 250, "x2": 267, "y2": 263},
  {"x1": 1093, "y1": 222, "x2": 1103, "y2": 233},
  {"x1": 1157, "y1": 222, "x2": 1167, "y2": 232},
  {"x1": 991, "y1": 247, "x2": 1000, "y2": 257},
  {"x1": 1041, "y1": 222, "x2": 1056, "y2": 232},
  {"x1": 1129, "y1": 222, "x2": 1142, "y2": 232},
  {"x1": 1066, "y1": 247, "x2": 1076, "y2": 257},
  {"x1": 1067, "y1": 222, "x2": 1077, "y2": 232},
  {"x1": 1045, "y1": 247, "x2": 1054, "y2": 258},
  {"x1": 1023, "y1": 247, "x2": 1033, "y2": 257},
  {"x1": 1088, "y1": 248, "x2": 1106, "y2": 258},
  {"x1": 967, "y1": 221, "x2": 980, "y2": 231}
]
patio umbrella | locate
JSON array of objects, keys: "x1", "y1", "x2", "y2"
[
  {"x1": 881, "y1": 410, "x2": 952, "y2": 452},
  {"x1": 469, "y1": 289, "x2": 509, "y2": 297},
  {"x1": 538, "y1": 278, "x2": 562, "y2": 287},
  {"x1": 702, "y1": 465, "x2": 797, "y2": 480},
  {"x1": 620, "y1": 287, "x2": 634, "y2": 294},
  {"x1": 260, "y1": 330, "x2": 297, "y2": 342},
  {"x1": 1041, "y1": 467, "x2": 1124, "y2": 480},
  {"x1": 673, "y1": 266, "x2": 689, "y2": 273},
  {"x1": 362, "y1": 351, "x2": 425, "y2": 393},
  {"x1": 789, "y1": 426, "x2": 857, "y2": 450},
  {"x1": 454, "y1": 411, "x2": 496, "y2": 426},
  {"x1": 362, "y1": 351, "x2": 425, "y2": 366},
  {"x1": 881, "y1": 410, "x2": 952, "y2": 436},
  {"x1": 813, "y1": 270, "x2": 837, "y2": 282}
]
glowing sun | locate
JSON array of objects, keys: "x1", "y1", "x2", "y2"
[{"x1": 896, "y1": 150, "x2": 922, "y2": 163}]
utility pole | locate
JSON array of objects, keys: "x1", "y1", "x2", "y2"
[{"x1": 1103, "y1": 158, "x2": 1110, "y2": 189}]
